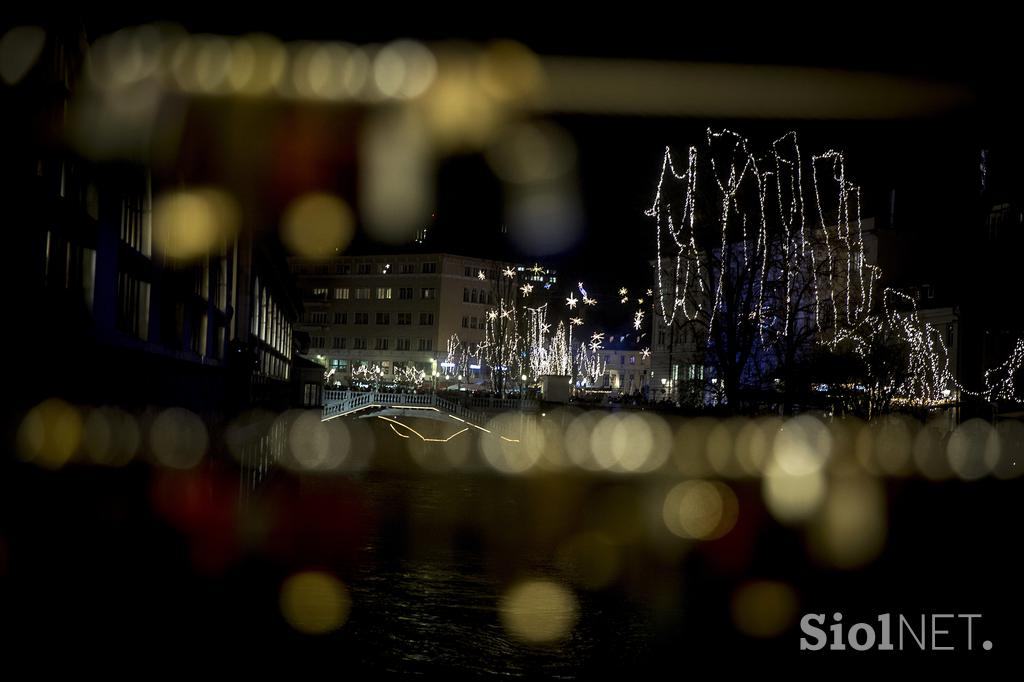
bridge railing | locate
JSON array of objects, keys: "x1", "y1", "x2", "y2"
[{"x1": 321, "y1": 390, "x2": 495, "y2": 423}]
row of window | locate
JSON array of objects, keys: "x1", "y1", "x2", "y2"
[
  {"x1": 463, "y1": 288, "x2": 494, "y2": 304},
  {"x1": 463, "y1": 266, "x2": 498, "y2": 279},
  {"x1": 311, "y1": 337, "x2": 433, "y2": 351},
  {"x1": 310, "y1": 287, "x2": 436, "y2": 301},
  {"x1": 297, "y1": 262, "x2": 438, "y2": 275},
  {"x1": 462, "y1": 316, "x2": 484, "y2": 330},
  {"x1": 307, "y1": 312, "x2": 434, "y2": 326},
  {"x1": 603, "y1": 354, "x2": 638, "y2": 365}
]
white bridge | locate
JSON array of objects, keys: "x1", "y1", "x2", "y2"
[{"x1": 321, "y1": 390, "x2": 538, "y2": 424}]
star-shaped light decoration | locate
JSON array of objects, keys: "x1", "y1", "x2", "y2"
[
  {"x1": 646, "y1": 289, "x2": 653, "y2": 296},
  {"x1": 520, "y1": 283, "x2": 533, "y2": 296},
  {"x1": 591, "y1": 331, "x2": 604, "y2": 342},
  {"x1": 477, "y1": 270, "x2": 486, "y2": 280},
  {"x1": 541, "y1": 322, "x2": 551, "y2": 334},
  {"x1": 531, "y1": 263, "x2": 544, "y2": 275},
  {"x1": 618, "y1": 287, "x2": 628, "y2": 297},
  {"x1": 503, "y1": 266, "x2": 515, "y2": 278},
  {"x1": 637, "y1": 298, "x2": 644, "y2": 305},
  {"x1": 641, "y1": 347, "x2": 651, "y2": 359},
  {"x1": 634, "y1": 309, "x2": 645, "y2": 330},
  {"x1": 570, "y1": 317, "x2": 583, "y2": 326},
  {"x1": 487, "y1": 309, "x2": 498, "y2": 320},
  {"x1": 589, "y1": 339, "x2": 604, "y2": 352},
  {"x1": 583, "y1": 296, "x2": 596, "y2": 306},
  {"x1": 566, "y1": 294, "x2": 578, "y2": 309},
  {"x1": 621, "y1": 297, "x2": 629, "y2": 304}
]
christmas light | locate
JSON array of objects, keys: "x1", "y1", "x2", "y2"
[
  {"x1": 646, "y1": 127, "x2": 1024, "y2": 406},
  {"x1": 566, "y1": 294, "x2": 578, "y2": 309},
  {"x1": 634, "y1": 309, "x2": 645, "y2": 330}
]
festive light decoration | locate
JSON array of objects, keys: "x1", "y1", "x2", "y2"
[
  {"x1": 503, "y1": 267, "x2": 516, "y2": 278},
  {"x1": 634, "y1": 309, "x2": 645, "y2": 330},
  {"x1": 618, "y1": 287, "x2": 629, "y2": 296},
  {"x1": 566, "y1": 294, "x2": 578, "y2": 309},
  {"x1": 520, "y1": 283, "x2": 534, "y2": 296},
  {"x1": 570, "y1": 317, "x2": 583, "y2": 326},
  {"x1": 647, "y1": 128, "x2": 1024, "y2": 406},
  {"x1": 641, "y1": 347, "x2": 651, "y2": 359},
  {"x1": 583, "y1": 296, "x2": 597, "y2": 306},
  {"x1": 477, "y1": 270, "x2": 487, "y2": 280}
]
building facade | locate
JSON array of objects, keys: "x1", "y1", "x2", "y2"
[{"x1": 290, "y1": 253, "x2": 514, "y2": 386}]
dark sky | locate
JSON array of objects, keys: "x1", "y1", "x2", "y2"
[{"x1": 64, "y1": 11, "x2": 1023, "y2": 332}]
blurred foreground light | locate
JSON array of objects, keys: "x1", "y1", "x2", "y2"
[
  {"x1": 477, "y1": 40, "x2": 543, "y2": 103},
  {"x1": 82, "y1": 407, "x2": 140, "y2": 466},
  {"x1": 280, "y1": 192, "x2": 355, "y2": 259},
  {"x1": 481, "y1": 412, "x2": 541, "y2": 474},
  {"x1": 555, "y1": 531, "x2": 621, "y2": 591},
  {"x1": 283, "y1": 410, "x2": 353, "y2": 472},
  {"x1": 947, "y1": 418, "x2": 1000, "y2": 480},
  {"x1": 359, "y1": 109, "x2": 432, "y2": 245},
  {"x1": 731, "y1": 581, "x2": 798, "y2": 638},
  {"x1": 486, "y1": 121, "x2": 576, "y2": 185},
  {"x1": 86, "y1": 25, "x2": 164, "y2": 89},
  {"x1": 912, "y1": 417, "x2": 954, "y2": 480},
  {"x1": 706, "y1": 417, "x2": 747, "y2": 478},
  {"x1": 735, "y1": 416, "x2": 779, "y2": 476},
  {"x1": 662, "y1": 480, "x2": 738, "y2": 540},
  {"x1": 17, "y1": 399, "x2": 82, "y2": 469},
  {"x1": 372, "y1": 40, "x2": 436, "y2": 99},
  {"x1": 150, "y1": 408, "x2": 208, "y2": 469},
  {"x1": 280, "y1": 571, "x2": 351, "y2": 635},
  {"x1": 423, "y1": 49, "x2": 500, "y2": 151},
  {"x1": 229, "y1": 34, "x2": 287, "y2": 96},
  {"x1": 856, "y1": 414, "x2": 914, "y2": 476},
  {"x1": 809, "y1": 474, "x2": 886, "y2": 569},
  {"x1": 152, "y1": 188, "x2": 240, "y2": 261},
  {"x1": 672, "y1": 417, "x2": 715, "y2": 477},
  {"x1": 499, "y1": 580, "x2": 578, "y2": 644},
  {"x1": 0, "y1": 26, "x2": 45, "y2": 85},
  {"x1": 994, "y1": 420, "x2": 1024, "y2": 480},
  {"x1": 773, "y1": 415, "x2": 832, "y2": 476},
  {"x1": 564, "y1": 411, "x2": 602, "y2": 471},
  {"x1": 224, "y1": 409, "x2": 275, "y2": 463},
  {"x1": 590, "y1": 412, "x2": 670, "y2": 473},
  {"x1": 536, "y1": 58, "x2": 972, "y2": 118},
  {"x1": 763, "y1": 461, "x2": 826, "y2": 524}
]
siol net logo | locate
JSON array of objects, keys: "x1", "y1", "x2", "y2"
[{"x1": 800, "y1": 613, "x2": 992, "y2": 652}]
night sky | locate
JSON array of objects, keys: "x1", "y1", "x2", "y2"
[{"x1": 69, "y1": 11, "x2": 1022, "y2": 331}]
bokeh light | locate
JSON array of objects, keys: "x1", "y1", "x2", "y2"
[
  {"x1": 280, "y1": 192, "x2": 355, "y2": 260},
  {"x1": 662, "y1": 479, "x2": 738, "y2": 540},
  {"x1": 82, "y1": 407, "x2": 140, "y2": 467},
  {"x1": 731, "y1": 580, "x2": 799, "y2": 638},
  {"x1": 280, "y1": 571, "x2": 352, "y2": 635},
  {"x1": 499, "y1": 579, "x2": 578, "y2": 644},
  {"x1": 16, "y1": 399, "x2": 83, "y2": 469},
  {"x1": 150, "y1": 407, "x2": 208, "y2": 470},
  {"x1": 152, "y1": 187, "x2": 240, "y2": 261},
  {"x1": 0, "y1": 26, "x2": 46, "y2": 85},
  {"x1": 947, "y1": 418, "x2": 1000, "y2": 480},
  {"x1": 809, "y1": 473, "x2": 887, "y2": 569}
]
